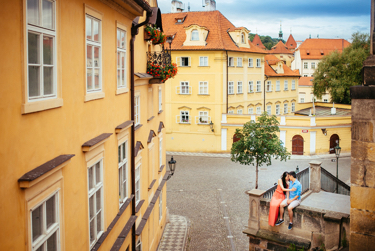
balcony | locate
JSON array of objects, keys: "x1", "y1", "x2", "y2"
[{"x1": 147, "y1": 51, "x2": 177, "y2": 84}]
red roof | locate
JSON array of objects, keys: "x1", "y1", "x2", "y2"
[
  {"x1": 264, "y1": 54, "x2": 280, "y2": 65},
  {"x1": 161, "y1": 11, "x2": 267, "y2": 53},
  {"x1": 270, "y1": 40, "x2": 294, "y2": 54},
  {"x1": 264, "y1": 60, "x2": 300, "y2": 77},
  {"x1": 297, "y1": 39, "x2": 350, "y2": 60},
  {"x1": 252, "y1": 34, "x2": 266, "y2": 49},
  {"x1": 285, "y1": 34, "x2": 297, "y2": 50},
  {"x1": 299, "y1": 77, "x2": 314, "y2": 86}
]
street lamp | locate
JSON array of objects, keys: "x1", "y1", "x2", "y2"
[
  {"x1": 167, "y1": 156, "x2": 176, "y2": 180},
  {"x1": 209, "y1": 121, "x2": 214, "y2": 132},
  {"x1": 334, "y1": 141, "x2": 341, "y2": 193}
]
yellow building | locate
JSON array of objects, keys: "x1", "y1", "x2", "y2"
[
  {"x1": 298, "y1": 77, "x2": 331, "y2": 103},
  {"x1": 269, "y1": 40, "x2": 295, "y2": 68},
  {"x1": 0, "y1": 0, "x2": 168, "y2": 250}
]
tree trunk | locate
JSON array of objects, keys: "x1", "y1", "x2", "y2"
[{"x1": 255, "y1": 162, "x2": 258, "y2": 189}]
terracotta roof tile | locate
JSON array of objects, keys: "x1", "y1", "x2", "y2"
[
  {"x1": 299, "y1": 77, "x2": 314, "y2": 86},
  {"x1": 161, "y1": 11, "x2": 267, "y2": 54},
  {"x1": 265, "y1": 61, "x2": 300, "y2": 77},
  {"x1": 297, "y1": 38, "x2": 350, "y2": 60},
  {"x1": 252, "y1": 34, "x2": 266, "y2": 49},
  {"x1": 286, "y1": 34, "x2": 297, "y2": 49},
  {"x1": 265, "y1": 54, "x2": 280, "y2": 65},
  {"x1": 270, "y1": 40, "x2": 294, "y2": 54}
]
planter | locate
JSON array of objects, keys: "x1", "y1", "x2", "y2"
[{"x1": 144, "y1": 30, "x2": 151, "y2": 41}]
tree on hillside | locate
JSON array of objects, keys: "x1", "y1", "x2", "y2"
[
  {"x1": 313, "y1": 32, "x2": 370, "y2": 104},
  {"x1": 231, "y1": 113, "x2": 290, "y2": 189},
  {"x1": 249, "y1": 33, "x2": 283, "y2": 50}
]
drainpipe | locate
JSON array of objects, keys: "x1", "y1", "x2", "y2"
[
  {"x1": 130, "y1": 8, "x2": 153, "y2": 251},
  {"x1": 264, "y1": 75, "x2": 268, "y2": 112},
  {"x1": 226, "y1": 50, "x2": 229, "y2": 113}
]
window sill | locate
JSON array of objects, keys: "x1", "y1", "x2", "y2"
[
  {"x1": 266, "y1": 91, "x2": 272, "y2": 93},
  {"x1": 147, "y1": 116, "x2": 154, "y2": 122},
  {"x1": 228, "y1": 66, "x2": 235, "y2": 67},
  {"x1": 22, "y1": 98, "x2": 63, "y2": 114},
  {"x1": 198, "y1": 66, "x2": 210, "y2": 67},
  {"x1": 179, "y1": 122, "x2": 191, "y2": 124},
  {"x1": 134, "y1": 124, "x2": 143, "y2": 131},
  {"x1": 256, "y1": 66, "x2": 261, "y2": 68},
  {"x1": 256, "y1": 91, "x2": 262, "y2": 93},
  {"x1": 228, "y1": 93, "x2": 234, "y2": 95},
  {"x1": 85, "y1": 91, "x2": 105, "y2": 102},
  {"x1": 236, "y1": 66, "x2": 243, "y2": 68},
  {"x1": 236, "y1": 93, "x2": 243, "y2": 95},
  {"x1": 116, "y1": 87, "x2": 129, "y2": 95},
  {"x1": 275, "y1": 90, "x2": 281, "y2": 92},
  {"x1": 135, "y1": 200, "x2": 145, "y2": 213},
  {"x1": 158, "y1": 110, "x2": 163, "y2": 114},
  {"x1": 248, "y1": 66, "x2": 254, "y2": 68},
  {"x1": 179, "y1": 66, "x2": 191, "y2": 68},
  {"x1": 159, "y1": 165, "x2": 165, "y2": 173},
  {"x1": 248, "y1": 92, "x2": 254, "y2": 94},
  {"x1": 198, "y1": 94, "x2": 210, "y2": 96},
  {"x1": 197, "y1": 123, "x2": 209, "y2": 125},
  {"x1": 291, "y1": 89, "x2": 296, "y2": 91},
  {"x1": 178, "y1": 93, "x2": 191, "y2": 95},
  {"x1": 284, "y1": 90, "x2": 289, "y2": 91}
]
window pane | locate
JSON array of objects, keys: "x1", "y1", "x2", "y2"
[
  {"x1": 46, "y1": 195, "x2": 56, "y2": 229},
  {"x1": 117, "y1": 29, "x2": 121, "y2": 48},
  {"x1": 89, "y1": 195, "x2": 94, "y2": 219},
  {"x1": 27, "y1": 0, "x2": 39, "y2": 25},
  {"x1": 29, "y1": 66, "x2": 40, "y2": 97},
  {"x1": 32, "y1": 205, "x2": 43, "y2": 242},
  {"x1": 43, "y1": 36, "x2": 53, "y2": 65},
  {"x1": 93, "y1": 20, "x2": 99, "y2": 42},
  {"x1": 119, "y1": 167, "x2": 122, "y2": 200},
  {"x1": 42, "y1": 0, "x2": 53, "y2": 29},
  {"x1": 88, "y1": 167, "x2": 94, "y2": 190},
  {"x1": 96, "y1": 211, "x2": 102, "y2": 234},
  {"x1": 87, "y1": 45, "x2": 93, "y2": 67},
  {"x1": 94, "y1": 47, "x2": 99, "y2": 67},
  {"x1": 86, "y1": 17, "x2": 92, "y2": 40},
  {"x1": 47, "y1": 232, "x2": 57, "y2": 251},
  {"x1": 87, "y1": 68, "x2": 93, "y2": 90},
  {"x1": 118, "y1": 145, "x2": 121, "y2": 163},
  {"x1": 28, "y1": 33, "x2": 39, "y2": 64},
  {"x1": 121, "y1": 31, "x2": 125, "y2": 49},
  {"x1": 96, "y1": 189, "x2": 101, "y2": 212},
  {"x1": 95, "y1": 163, "x2": 101, "y2": 184},
  {"x1": 122, "y1": 143, "x2": 126, "y2": 160},
  {"x1": 94, "y1": 69, "x2": 99, "y2": 89},
  {"x1": 43, "y1": 67, "x2": 53, "y2": 95},
  {"x1": 89, "y1": 219, "x2": 95, "y2": 243},
  {"x1": 36, "y1": 244, "x2": 44, "y2": 251},
  {"x1": 117, "y1": 52, "x2": 120, "y2": 68}
]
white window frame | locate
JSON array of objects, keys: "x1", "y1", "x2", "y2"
[
  {"x1": 248, "y1": 81, "x2": 254, "y2": 93},
  {"x1": 26, "y1": 0, "x2": 57, "y2": 101},
  {"x1": 291, "y1": 80, "x2": 296, "y2": 90},
  {"x1": 135, "y1": 95, "x2": 140, "y2": 126},
  {"x1": 266, "y1": 81, "x2": 272, "y2": 92},
  {"x1": 118, "y1": 141, "x2": 128, "y2": 207},
  {"x1": 241, "y1": 33, "x2": 245, "y2": 43},
  {"x1": 228, "y1": 82, "x2": 234, "y2": 94},
  {"x1": 228, "y1": 110, "x2": 234, "y2": 114},
  {"x1": 311, "y1": 62, "x2": 316, "y2": 69},
  {"x1": 256, "y1": 81, "x2": 261, "y2": 92},
  {"x1": 159, "y1": 138, "x2": 163, "y2": 167},
  {"x1": 248, "y1": 107, "x2": 253, "y2": 114},
  {"x1": 304, "y1": 62, "x2": 308, "y2": 69},
  {"x1": 276, "y1": 104, "x2": 280, "y2": 115},
  {"x1": 159, "y1": 193, "x2": 162, "y2": 222},
  {"x1": 237, "y1": 57, "x2": 243, "y2": 67},
  {"x1": 284, "y1": 80, "x2": 288, "y2": 91},
  {"x1": 256, "y1": 107, "x2": 261, "y2": 114},
  {"x1": 117, "y1": 28, "x2": 127, "y2": 89},
  {"x1": 267, "y1": 105, "x2": 271, "y2": 115},
  {"x1": 284, "y1": 103, "x2": 288, "y2": 114},
  {"x1": 88, "y1": 160, "x2": 104, "y2": 248},
  {"x1": 178, "y1": 110, "x2": 190, "y2": 123},
  {"x1": 86, "y1": 14, "x2": 102, "y2": 93},
  {"x1": 135, "y1": 164, "x2": 141, "y2": 205},
  {"x1": 237, "y1": 82, "x2": 243, "y2": 94},
  {"x1": 191, "y1": 29, "x2": 199, "y2": 41},
  {"x1": 292, "y1": 102, "x2": 295, "y2": 112},
  {"x1": 158, "y1": 87, "x2": 162, "y2": 111},
  {"x1": 301, "y1": 98, "x2": 305, "y2": 103},
  {"x1": 178, "y1": 81, "x2": 191, "y2": 95},
  {"x1": 199, "y1": 56, "x2": 208, "y2": 66},
  {"x1": 256, "y1": 58, "x2": 261, "y2": 67},
  {"x1": 324, "y1": 99, "x2": 328, "y2": 103},
  {"x1": 276, "y1": 80, "x2": 280, "y2": 91},
  {"x1": 177, "y1": 57, "x2": 190, "y2": 67},
  {"x1": 196, "y1": 111, "x2": 210, "y2": 124},
  {"x1": 199, "y1": 81, "x2": 208, "y2": 95},
  {"x1": 248, "y1": 58, "x2": 253, "y2": 67},
  {"x1": 228, "y1": 57, "x2": 234, "y2": 67},
  {"x1": 237, "y1": 109, "x2": 243, "y2": 114}
]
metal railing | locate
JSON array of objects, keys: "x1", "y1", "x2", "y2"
[
  {"x1": 147, "y1": 51, "x2": 171, "y2": 68},
  {"x1": 263, "y1": 167, "x2": 309, "y2": 199},
  {"x1": 321, "y1": 167, "x2": 350, "y2": 195}
]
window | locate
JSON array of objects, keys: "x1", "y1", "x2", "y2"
[
  {"x1": 228, "y1": 82, "x2": 234, "y2": 94},
  {"x1": 284, "y1": 80, "x2": 288, "y2": 91},
  {"x1": 159, "y1": 193, "x2": 162, "y2": 222},
  {"x1": 248, "y1": 107, "x2": 253, "y2": 114},
  {"x1": 135, "y1": 95, "x2": 140, "y2": 125},
  {"x1": 241, "y1": 33, "x2": 245, "y2": 43},
  {"x1": 198, "y1": 111, "x2": 209, "y2": 124},
  {"x1": 291, "y1": 102, "x2": 295, "y2": 112},
  {"x1": 324, "y1": 99, "x2": 328, "y2": 102},
  {"x1": 267, "y1": 105, "x2": 271, "y2": 115},
  {"x1": 284, "y1": 103, "x2": 288, "y2": 114},
  {"x1": 303, "y1": 74, "x2": 308, "y2": 77},
  {"x1": 248, "y1": 58, "x2": 253, "y2": 67},
  {"x1": 256, "y1": 81, "x2": 261, "y2": 92},
  {"x1": 228, "y1": 57, "x2": 234, "y2": 66},
  {"x1": 228, "y1": 110, "x2": 234, "y2": 114},
  {"x1": 256, "y1": 107, "x2": 261, "y2": 114},
  {"x1": 276, "y1": 81, "x2": 280, "y2": 91},
  {"x1": 118, "y1": 141, "x2": 128, "y2": 206},
  {"x1": 304, "y1": 62, "x2": 308, "y2": 69},
  {"x1": 88, "y1": 161, "x2": 104, "y2": 247},
  {"x1": 300, "y1": 98, "x2": 305, "y2": 103},
  {"x1": 159, "y1": 138, "x2": 163, "y2": 167},
  {"x1": 31, "y1": 192, "x2": 59, "y2": 251},
  {"x1": 266, "y1": 81, "x2": 272, "y2": 92},
  {"x1": 117, "y1": 28, "x2": 126, "y2": 89},
  {"x1": 178, "y1": 57, "x2": 190, "y2": 67},
  {"x1": 158, "y1": 87, "x2": 162, "y2": 112},
  {"x1": 135, "y1": 164, "x2": 141, "y2": 205},
  {"x1": 237, "y1": 82, "x2": 243, "y2": 94},
  {"x1": 27, "y1": 0, "x2": 56, "y2": 100},
  {"x1": 191, "y1": 29, "x2": 199, "y2": 41},
  {"x1": 199, "y1": 56, "x2": 208, "y2": 66},
  {"x1": 86, "y1": 15, "x2": 101, "y2": 92},
  {"x1": 248, "y1": 81, "x2": 254, "y2": 93},
  {"x1": 311, "y1": 62, "x2": 316, "y2": 69},
  {"x1": 237, "y1": 109, "x2": 243, "y2": 114},
  {"x1": 291, "y1": 80, "x2": 296, "y2": 90},
  {"x1": 256, "y1": 58, "x2": 261, "y2": 67},
  {"x1": 180, "y1": 111, "x2": 190, "y2": 123},
  {"x1": 237, "y1": 57, "x2": 243, "y2": 67},
  {"x1": 276, "y1": 104, "x2": 280, "y2": 115},
  {"x1": 199, "y1": 82, "x2": 208, "y2": 94},
  {"x1": 179, "y1": 82, "x2": 190, "y2": 94}
]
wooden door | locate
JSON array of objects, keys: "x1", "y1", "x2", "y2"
[
  {"x1": 330, "y1": 134, "x2": 340, "y2": 154},
  {"x1": 233, "y1": 133, "x2": 241, "y2": 143},
  {"x1": 292, "y1": 135, "x2": 304, "y2": 155}
]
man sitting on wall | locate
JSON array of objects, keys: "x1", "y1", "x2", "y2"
[{"x1": 275, "y1": 171, "x2": 302, "y2": 230}]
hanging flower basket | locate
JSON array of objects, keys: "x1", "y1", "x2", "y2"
[
  {"x1": 145, "y1": 25, "x2": 166, "y2": 45},
  {"x1": 147, "y1": 62, "x2": 178, "y2": 83},
  {"x1": 144, "y1": 30, "x2": 152, "y2": 41}
]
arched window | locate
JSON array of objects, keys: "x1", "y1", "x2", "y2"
[
  {"x1": 241, "y1": 33, "x2": 245, "y2": 43},
  {"x1": 191, "y1": 30, "x2": 199, "y2": 41}
]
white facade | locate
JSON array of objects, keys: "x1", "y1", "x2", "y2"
[{"x1": 291, "y1": 51, "x2": 319, "y2": 77}]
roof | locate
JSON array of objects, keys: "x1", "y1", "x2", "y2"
[
  {"x1": 297, "y1": 38, "x2": 350, "y2": 60},
  {"x1": 264, "y1": 54, "x2": 280, "y2": 65},
  {"x1": 285, "y1": 34, "x2": 297, "y2": 50},
  {"x1": 270, "y1": 40, "x2": 294, "y2": 54},
  {"x1": 161, "y1": 11, "x2": 267, "y2": 53},
  {"x1": 299, "y1": 77, "x2": 314, "y2": 86},
  {"x1": 252, "y1": 34, "x2": 266, "y2": 49},
  {"x1": 264, "y1": 60, "x2": 300, "y2": 77},
  {"x1": 294, "y1": 106, "x2": 351, "y2": 116}
]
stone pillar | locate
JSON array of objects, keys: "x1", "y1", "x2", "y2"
[
  {"x1": 309, "y1": 161, "x2": 322, "y2": 193},
  {"x1": 246, "y1": 189, "x2": 266, "y2": 233}
]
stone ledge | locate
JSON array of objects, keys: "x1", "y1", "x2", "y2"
[{"x1": 350, "y1": 85, "x2": 375, "y2": 99}]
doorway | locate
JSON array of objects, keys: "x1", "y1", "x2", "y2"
[
  {"x1": 330, "y1": 134, "x2": 340, "y2": 154},
  {"x1": 292, "y1": 135, "x2": 304, "y2": 155}
]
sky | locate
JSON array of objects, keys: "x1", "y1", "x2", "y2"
[{"x1": 157, "y1": 0, "x2": 371, "y2": 42}]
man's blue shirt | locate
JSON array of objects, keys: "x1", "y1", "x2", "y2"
[{"x1": 289, "y1": 179, "x2": 302, "y2": 200}]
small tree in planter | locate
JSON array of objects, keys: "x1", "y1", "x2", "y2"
[
  {"x1": 231, "y1": 112, "x2": 290, "y2": 189},
  {"x1": 144, "y1": 25, "x2": 166, "y2": 44}
]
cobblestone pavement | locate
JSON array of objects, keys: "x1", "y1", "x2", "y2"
[
  {"x1": 157, "y1": 215, "x2": 188, "y2": 251},
  {"x1": 165, "y1": 154, "x2": 351, "y2": 251}
]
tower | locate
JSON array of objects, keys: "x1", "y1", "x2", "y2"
[{"x1": 278, "y1": 21, "x2": 283, "y2": 41}]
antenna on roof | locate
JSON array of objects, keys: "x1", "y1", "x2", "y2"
[
  {"x1": 317, "y1": 34, "x2": 319, "y2": 38},
  {"x1": 188, "y1": 2, "x2": 190, "y2": 11},
  {"x1": 309, "y1": 34, "x2": 311, "y2": 39},
  {"x1": 202, "y1": 0, "x2": 205, "y2": 7}
]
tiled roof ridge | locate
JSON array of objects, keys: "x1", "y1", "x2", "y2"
[
  {"x1": 216, "y1": 11, "x2": 225, "y2": 49},
  {"x1": 162, "y1": 10, "x2": 220, "y2": 15}
]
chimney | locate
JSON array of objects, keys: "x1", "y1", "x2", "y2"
[
  {"x1": 204, "y1": 0, "x2": 216, "y2": 11},
  {"x1": 171, "y1": 0, "x2": 185, "y2": 13},
  {"x1": 331, "y1": 103, "x2": 336, "y2": 115}
]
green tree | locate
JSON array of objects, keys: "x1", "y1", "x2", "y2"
[
  {"x1": 313, "y1": 32, "x2": 369, "y2": 104},
  {"x1": 231, "y1": 113, "x2": 290, "y2": 189}
]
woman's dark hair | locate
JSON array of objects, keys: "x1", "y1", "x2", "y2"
[{"x1": 281, "y1": 172, "x2": 288, "y2": 194}]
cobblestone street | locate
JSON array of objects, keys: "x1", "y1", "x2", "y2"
[{"x1": 165, "y1": 154, "x2": 351, "y2": 251}]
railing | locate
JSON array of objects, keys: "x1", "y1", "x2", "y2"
[
  {"x1": 263, "y1": 167, "x2": 309, "y2": 199},
  {"x1": 147, "y1": 51, "x2": 171, "y2": 68},
  {"x1": 321, "y1": 167, "x2": 350, "y2": 195}
]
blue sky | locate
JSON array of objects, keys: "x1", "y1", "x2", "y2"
[{"x1": 157, "y1": 0, "x2": 371, "y2": 41}]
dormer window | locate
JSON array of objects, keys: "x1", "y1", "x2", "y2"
[
  {"x1": 241, "y1": 33, "x2": 245, "y2": 43},
  {"x1": 191, "y1": 30, "x2": 199, "y2": 41}
]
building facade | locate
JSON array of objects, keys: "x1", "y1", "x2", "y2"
[
  {"x1": 0, "y1": 0, "x2": 167, "y2": 250},
  {"x1": 298, "y1": 77, "x2": 331, "y2": 103}
]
